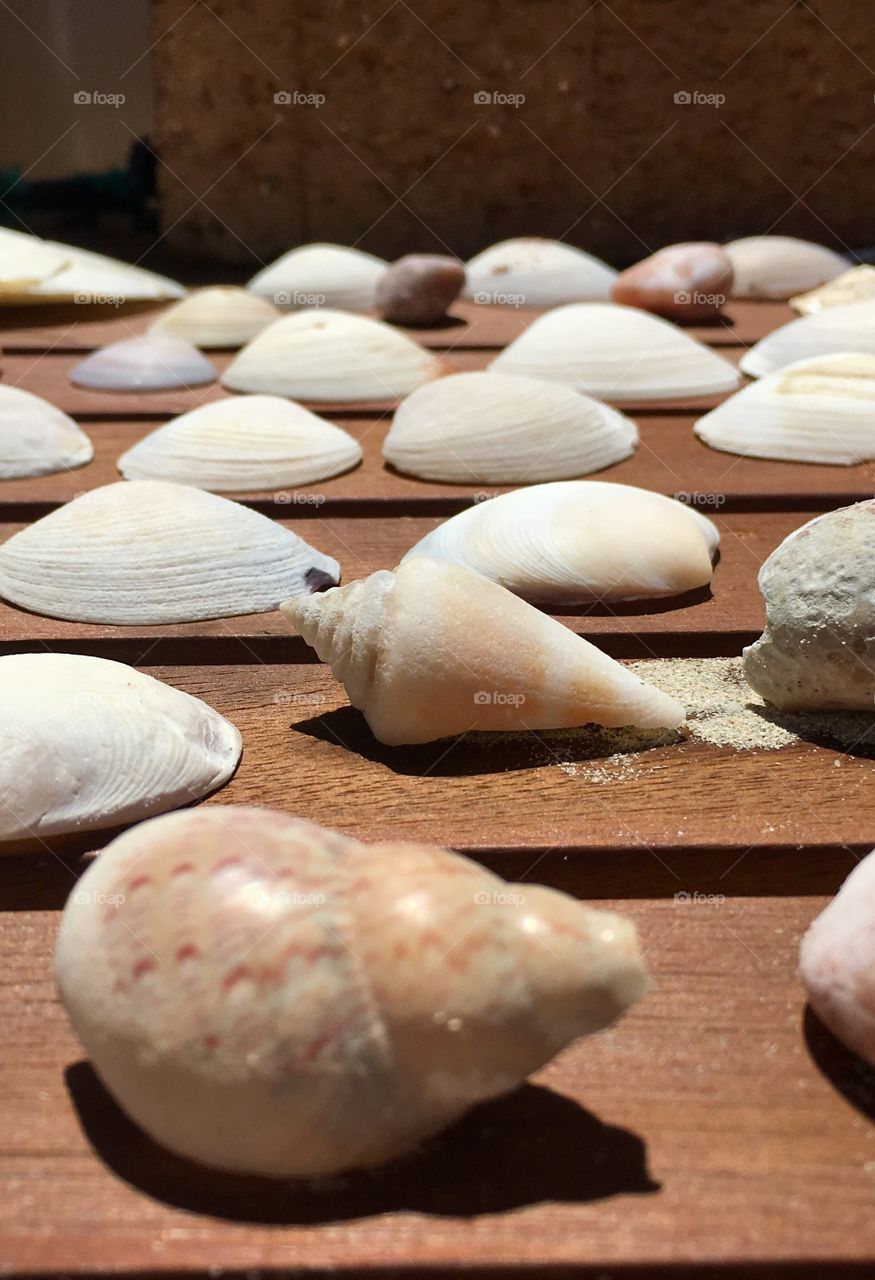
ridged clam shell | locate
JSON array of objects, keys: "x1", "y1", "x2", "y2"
[
  {"x1": 248, "y1": 243, "x2": 388, "y2": 312},
  {"x1": 491, "y1": 304, "x2": 740, "y2": 401},
  {"x1": 465, "y1": 238, "x2": 616, "y2": 306},
  {"x1": 0, "y1": 386, "x2": 93, "y2": 479},
  {"x1": 23, "y1": 241, "x2": 185, "y2": 303},
  {"x1": 71, "y1": 335, "x2": 217, "y2": 392},
  {"x1": 725, "y1": 236, "x2": 846, "y2": 300},
  {"x1": 0, "y1": 654, "x2": 240, "y2": 842},
  {"x1": 383, "y1": 371, "x2": 638, "y2": 483},
  {"x1": 0, "y1": 228, "x2": 69, "y2": 291},
  {"x1": 282, "y1": 558, "x2": 685, "y2": 745},
  {"x1": 55, "y1": 805, "x2": 647, "y2": 1176},
  {"x1": 696, "y1": 353, "x2": 875, "y2": 464},
  {"x1": 790, "y1": 265, "x2": 875, "y2": 315},
  {"x1": 150, "y1": 287, "x2": 280, "y2": 348},
  {"x1": 403, "y1": 481, "x2": 718, "y2": 603},
  {"x1": 0, "y1": 480, "x2": 340, "y2": 623},
  {"x1": 118, "y1": 395, "x2": 362, "y2": 490},
  {"x1": 740, "y1": 300, "x2": 875, "y2": 378},
  {"x1": 223, "y1": 309, "x2": 446, "y2": 402}
]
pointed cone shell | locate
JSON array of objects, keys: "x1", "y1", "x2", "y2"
[
  {"x1": 0, "y1": 654, "x2": 240, "y2": 842},
  {"x1": 71, "y1": 335, "x2": 217, "y2": 392},
  {"x1": 791, "y1": 265, "x2": 875, "y2": 315},
  {"x1": 491, "y1": 303, "x2": 740, "y2": 401},
  {"x1": 0, "y1": 227, "x2": 69, "y2": 292},
  {"x1": 247, "y1": 243, "x2": 388, "y2": 312},
  {"x1": 118, "y1": 395, "x2": 363, "y2": 490},
  {"x1": 21, "y1": 241, "x2": 185, "y2": 303},
  {"x1": 740, "y1": 300, "x2": 875, "y2": 378},
  {"x1": 383, "y1": 371, "x2": 638, "y2": 483},
  {"x1": 150, "y1": 287, "x2": 281, "y2": 348},
  {"x1": 282, "y1": 558, "x2": 685, "y2": 745},
  {"x1": 0, "y1": 480, "x2": 340, "y2": 623},
  {"x1": 403, "y1": 482, "x2": 718, "y2": 603},
  {"x1": 800, "y1": 847, "x2": 875, "y2": 1067},
  {"x1": 464, "y1": 238, "x2": 616, "y2": 306},
  {"x1": 0, "y1": 385, "x2": 93, "y2": 478},
  {"x1": 696, "y1": 352, "x2": 875, "y2": 464},
  {"x1": 55, "y1": 804, "x2": 647, "y2": 1175},
  {"x1": 223, "y1": 309, "x2": 446, "y2": 402},
  {"x1": 725, "y1": 236, "x2": 846, "y2": 300}
]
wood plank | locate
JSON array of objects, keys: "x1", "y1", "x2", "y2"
[{"x1": 2, "y1": 888, "x2": 874, "y2": 1274}]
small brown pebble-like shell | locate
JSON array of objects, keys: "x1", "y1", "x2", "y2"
[
  {"x1": 376, "y1": 254, "x2": 466, "y2": 325},
  {"x1": 611, "y1": 243, "x2": 733, "y2": 322}
]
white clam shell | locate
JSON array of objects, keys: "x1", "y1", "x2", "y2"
[
  {"x1": 725, "y1": 236, "x2": 846, "y2": 300},
  {"x1": 0, "y1": 480, "x2": 340, "y2": 623},
  {"x1": 383, "y1": 371, "x2": 638, "y2": 483},
  {"x1": 0, "y1": 654, "x2": 240, "y2": 842},
  {"x1": 150, "y1": 287, "x2": 280, "y2": 348},
  {"x1": 740, "y1": 300, "x2": 875, "y2": 378},
  {"x1": 0, "y1": 228, "x2": 69, "y2": 291},
  {"x1": 21, "y1": 241, "x2": 185, "y2": 304},
  {"x1": 403, "y1": 481, "x2": 718, "y2": 603},
  {"x1": 791, "y1": 265, "x2": 875, "y2": 315},
  {"x1": 464, "y1": 238, "x2": 616, "y2": 306},
  {"x1": 491, "y1": 303, "x2": 740, "y2": 401},
  {"x1": 282, "y1": 558, "x2": 685, "y2": 745},
  {"x1": 118, "y1": 395, "x2": 362, "y2": 491},
  {"x1": 223, "y1": 309, "x2": 446, "y2": 402},
  {"x1": 247, "y1": 243, "x2": 388, "y2": 312},
  {"x1": 696, "y1": 352, "x2": 875, "y2": 465},
  {"x1": 71, "y1": 335, "x2": 217, "y2": 392},
  {"x1": 800, "y1": 848, "x2": 875, "y2": 1066},
  {"x1": 0, "y1": 386, "x2": 93, "y2": 479}
]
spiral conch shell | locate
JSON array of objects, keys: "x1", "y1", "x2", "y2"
[
  {"x1": 402, "y1": 482, "x2": 719, "y2": 603},
  {"x1": 0, "y1": 654, "x2": 240, "y2": 843},
  {"x1": 55, "y1": 805, "x2": 648, "y2": 1177},
  {"x1": 800, "y1": 848, "x2": 875, "y2": 1066},
  {"x1": 282, "y1": 558, "x2": 685, "y2": 745}
]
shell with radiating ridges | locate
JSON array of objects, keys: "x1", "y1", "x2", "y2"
[
  {"x1": 118, "y1": 396, "x2": 362, "y2": 491},
  {"x1": 696, "y1": 352, "x2": 875, "y2": 465},
  {"x1": 150, "y1": 287, "x2": 281, "y2": 348},
  {"x1": 55, "y1": 804, "x2": 648, "y2": 1176},
  {"x1": 282, "y1": 558, "x2": 685, "y2": 745},
  {"x1": 740, "y1": 300, "x2": 875, "y2": 379},
  {"x1": 247, "y1": 243, "x2": 388, "y2": 312},
  {"x1": 0, "y1": 386, "x2": 93, "y2": 479},
  {"x1": 71, "y1": 335, "x2": 217, "y2": 392},
  {"x1": 791, "y1": 265, "x2": 875, "y2": 315},
  {"x1": 491, "y1": 304, "x2": 740, "y2": 401},
  {"x1": 383, "y1": 372, "x2": 638, "y2": 483},
  {"x1": 725, "y1": 236, "x2": 846, "y2": 300},
  {"x1": 223, "y1": 309, "x2": 447, "y2": 402},
  {"x1": 0, "y1": 654, "x2": 240, "y2": 843},
  {"x1": 0, "y1": 480, "x2": 340, "y2": 623},
  {"x1": 465, "y1": 238, "x2": 616, "y2": 307},
  {"x1": 403, "y1": 482, "x2": 718, "y2": 602}
]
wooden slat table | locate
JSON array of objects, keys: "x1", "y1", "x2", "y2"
[{"x1": 1, "y1": 298, "x2": 873, "y2": 1279}]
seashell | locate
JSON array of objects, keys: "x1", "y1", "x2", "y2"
[
  {"x1": 403, "y1": 482, "x2": 718, "y2": 603},
  {"x1": 248, "y1": 243, "x2": 388, "y2": 312},
  {"x1": 0, "y1": 386, "x2": 93, "y2": 479},
  {"x1": 376, "y1": 254, "x2": 466, "y2": 325},
  {"x1": 118, "y1": 395, "x2": 362, "y2": 491},
  {"x1": 491, "y1": 304, "x2": 740, "y2": 401},
  {"x1": 282, "y1": 558, "x2": 685, "y2": 745},
  {"x1": 465, "y1": 237, "x2": 616, "y2": 307},
  {"x1": 0, "y1": 654, "x2": 240, "y2": 842},
  {"x1": 55, "y1": 804, "x2": 648, "y2": 1176},
  {"x1": 23, "y1": 240, "x2": 185, "y2": 304},
  {"x1": 724, "y1": 236, "x2": 846, "y2": 300},
  {"x1": 743, "y1": 500, "x2": 875, "y2": 710},
  {"x1": 611, "y1": 242, "x2": 733, "y2": 321},
  {"x1": 71, "y1": 335, "x2": 217, "y2": 392},
  {"x1": 799, "y1": 848, "x2": 875, "y2": 1066},
  {"x1": 383, "y1": 372, "x2": 638, "y2": 483},
  {"x1": 740, "y1": 300, "x2": 875, "y2": 378},
  {"x1": 695, "y1": 352, "x2": 875, "y2": 465},
  {"x1": 150, "y1": 286, "x2": 280, "y2": 348},
  {"x1": 0, "y1": 227, "x2": 69, "y2": 292},
  {"x1": 0, "y1": 480, "x2": 340, "y2": 623},
  {"x1": 223, "y1": 309, "x2": 447, "y2": 402},
  {"x1": 790, "y1": 265, "x2": 875, "y2": 315}
]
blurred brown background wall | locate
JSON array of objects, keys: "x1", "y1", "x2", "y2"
[{"x1": 147, "y1": 0, "x2": 874, "y2": 268}]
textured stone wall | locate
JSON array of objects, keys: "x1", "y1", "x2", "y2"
[{"x1": 150, "y1": 0, "x2": 875, "y2": 267}]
